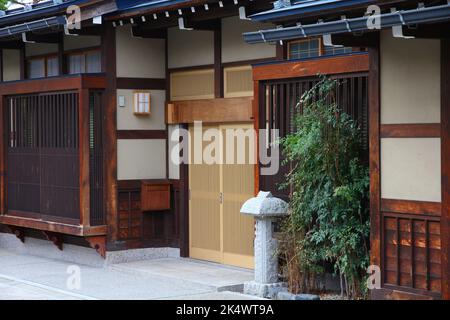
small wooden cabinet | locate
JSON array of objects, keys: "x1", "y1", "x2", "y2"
[{"x1": 141, "y1": 180, "x2": 171, "y2": 211}]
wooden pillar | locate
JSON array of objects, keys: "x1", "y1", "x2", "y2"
[
  {"x1": 101, "y1": 24, "x2": 118, "y2": 243},
  {"x1": 79, "y1": 88, "x2": 90, "y2": 227},
  {"x1": 179, "y1": 123, "x2": 189, "y2": 257},
  {"x1": 0, "y1": 95, "x2": 5, "y2": 215},
  {"x1": 19, "y1": 44, "x2": 25, "y2": 80},
  {"x1": 58, "y1": 33, "x2": 66, "y2": 76},
  {"x1": 0, "y1": 49, "x2": 3, "y2": 82},
  {"x1": 368, "y1": 33, "x2": 381, "y2": 289},
  {"x1": 276, "y1": 42, "x2": 286, "y2": 61},
  {"x1": 253, "y1": 79, "x2": 260, "y2": 196},
  {"x1": 214, "y1": 25, "x2": 223, "y2": 99},
  {"x1": 440, "y1": 38, "x2": 450, "y2": 300}
]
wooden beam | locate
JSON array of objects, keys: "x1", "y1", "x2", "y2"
[
  {"x1": 380, "y1": 123, "x2": 441, "y2": 138},
  {"x1": 0, "y1": 215, "x2": 107, "y2": 236},
  {"x1": 24, "y1": 33, "x2": 60, "y2": 44},
  {"x1": 0, "y1": 74, "x2": 106, "y2": 95},
  {"x1": 403, "y1": 22, "x2": 450, "y2": 39},
  {"x1": 440, "y1": 38, "x2": 450, "y2": 300},
  {"x1": 381, "y1": 198, "x2": 441, "y2": 217},
  {"x1": 116, "y1": 77, "x2": 166, "y2": 90},
  {"x1": 167, "y1": 97, "x2": 253, "y2": 124},
  {"x1": 331, "y1": 32, "x2": 378, "y2": 48},
  {"x1": 131, "y1": 26, "x2": 167, "y2": 39},
  {"x1": 117, "y1": 130, "x2": 167, "y2": 139},
  {"x1": 252, "y1": 53, "x2": 369, "y2": 81}
]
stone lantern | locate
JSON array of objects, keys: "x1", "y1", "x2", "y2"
[{"x1": 240, "y1": 191, "x2": 289, "y2": 298}]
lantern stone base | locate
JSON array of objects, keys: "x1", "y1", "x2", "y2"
[{"x1": 243, "y1": 281, "x2": 287, "y2": 299}]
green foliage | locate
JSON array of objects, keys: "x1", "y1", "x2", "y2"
[
  {"x1": 279, "y1": 76, "x2": 370, "y2": 298},
  {"x1": 0, "y1": 0, "x2": 9, "y2": 11}
]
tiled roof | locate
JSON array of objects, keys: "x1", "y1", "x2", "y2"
[
  {"x1": 0, "y1": 0, "x2": 87, "y2": 25},
  {"x1": 250, "y1": 0, "x2": 378, "y2": 22}
]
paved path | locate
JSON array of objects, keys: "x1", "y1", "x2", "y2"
[{"x1": 0, "y1": 249, "x2": 260, "y2": 300}]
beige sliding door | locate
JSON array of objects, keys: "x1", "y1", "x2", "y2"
[{"x1": 189, "y1": 123, "x2": 254, "y2": 269}]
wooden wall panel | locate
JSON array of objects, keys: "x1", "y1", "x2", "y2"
[{"x1": 166, "y1": 97, "x2": 253, "y2": 124}]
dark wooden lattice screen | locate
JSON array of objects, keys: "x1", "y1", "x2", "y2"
[
  {"x1": 89, "y1": 91, "x2": 105, "y2": 226},
  {"x1": 7, "y1": 92, "x2": 80, "y2": 222},
  {"x1": 259, "y1": 74, "x2": 368, "y2": 200}
]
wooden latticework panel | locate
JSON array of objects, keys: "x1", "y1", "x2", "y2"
[
  {"x1": 6, "y1": 92, "x2": 80, "y2": 222},
  {"x1": 383, "y1": 214, "x2": 441, "y2": 296},
  {"x1": 259, "y1": 74, "x2": 368, "y2": 201}
]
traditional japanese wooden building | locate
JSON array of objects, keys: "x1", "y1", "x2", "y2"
[
  {"x1": 0, "y1": 0, "x2": 369, "y2": 286},
  {"x1": 243, "y1": 0, "x2": 450, "y2": 300}
]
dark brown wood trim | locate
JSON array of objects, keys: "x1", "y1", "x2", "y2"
[
  {"x1": 440, "y1": 38, "x2": 450, "y2": 300},
  {"x1": 117, "y1": 130, "x2": 167, "y2": 139},
  {"x1": 381, "y1": 198, "x2": 441, "y2": 217},
  {"x1": 179, "y1": 123, "x2": 189, "y2": 258},
  {"x1": 168, "y1": 64, "x2": 215, "y2": 73},
  {"x1": 19, "y1": 44, "x2": 25, "y2": 80},
  {"x1": 0, "y1": 215, "x2": 106, "y2": 236},
  {"x1": 101, "y1": 24, "x2": 118, "y2": 244},
  {"x1": 63, "y1": 46, "x2": 102, "y2": 56},
  {"x1": 380, "y1": 123, "x2": 440, "y2": 138},
  {"x1": 116, "y1": 77, "x2": 166, "y2": 90},
  {"x1": 6, "y1": 210, "x2": 80, "y2": 225},
  {"x1": 0, "y1": 74, "x2": 106, "y2": 95},
  {"x1": 214, "y1": 26, "x2": 223, "y2": 99},
  {"x1": 0, "y1": 49, "x2": 3, "y2": 82},
  {"x1": 0, "y1": 95, "x2": 5, "y2": 215},
  {"x1": 221, "y1": 58, "x2": 275, "y2": 69},
  {"x1": 253, "y1": 53, "x2": 369, "y2": 81},
  {"x1": 254, "y1": 79, "x2": 260, "y2": 196},
  {"x1": 369, "y1": 35, "x2": 381, "y2": 277}
]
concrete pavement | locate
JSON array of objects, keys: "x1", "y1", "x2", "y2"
[{"x1": 0, "y1": 248, "x2": 261, "y2": 300}]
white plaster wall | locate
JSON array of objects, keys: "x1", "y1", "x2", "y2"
[
  {"x1": 117, "y1": 139, "x2": 166, "y2": 180},
  {"x1": 381, "y1": 138, "x2": 441, "y2": 202},
  {"x1": 117, "y1": 89, "x2": 166, "y2": 130},
  {"x1": 168, "y1": 124, "x2": 180, "y2": 180},
  {"x1": 64, "y1": 34, "x2": 101, "y2": 50},
  {"x1": 2, "y1": 49, "x2": 20, "y2": 81},
  {"x1": 116, "y1": 25, "x2": 165, "y2": 78},
  {"x1": 221, "y1": 16, "x2": 276, "y2": 63},
  {"x1": 168, "y1": 27, "x2": 214, "y2": 68},
  {"x1": 380, "y1": 30, "x2": 440, "y2": 124},
  {"x1": 25, "y1": 43, "x2": 58, "y2": 57}
]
